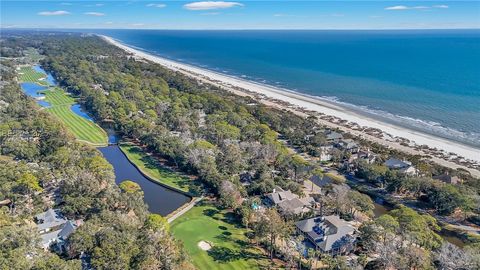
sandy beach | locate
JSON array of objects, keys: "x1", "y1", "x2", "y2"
[{"x1": 101, "y1": 35, "x2": 480, "y2": 176}]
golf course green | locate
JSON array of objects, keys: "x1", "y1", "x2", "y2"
[
  {"x1": 119, "y1": 144, "x2": 199, "y2": 195},
  {"x1": 18, "y1": 66, "x2": 48, "y2": 85},
  {"x1": 171, "y1": 202, "x2": 272, "y2": 270},
  {"x1": 43, "y1": 88, "x2": 108, "y2": 145}
]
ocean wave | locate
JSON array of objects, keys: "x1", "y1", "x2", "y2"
[
  {"x1": 314, "y1": 95, "x2": 480, "y2": 147},
  {"x1": 118, "y1": 38, "x2": 480, "y2": 148}
]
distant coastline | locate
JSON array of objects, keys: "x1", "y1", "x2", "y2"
[{"x1": 101, "y1": 35, "x2": 480, "y2": 176}]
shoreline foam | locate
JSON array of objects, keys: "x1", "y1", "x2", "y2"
[{"x1": 100, "y1": 35, "x2": 480, "y2": 175}]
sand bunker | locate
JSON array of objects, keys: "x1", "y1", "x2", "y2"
[{"x1": 198, "y1": 240, "x2": 212, "y2": 251}]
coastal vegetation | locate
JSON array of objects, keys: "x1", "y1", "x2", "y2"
[
  {"x1": 0, "y1": 51, "x2": 191, "y2": 269},
  {"x1": 2, "y1": 31, "x2": 479, "y2": 270}
]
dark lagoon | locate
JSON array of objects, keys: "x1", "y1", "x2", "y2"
[
  {"x1": 71, "y1": 104, "x2": 93, "y2": 121},
  {"x1": 98, "y1": 145, "x2": 190, "y2": 216}
]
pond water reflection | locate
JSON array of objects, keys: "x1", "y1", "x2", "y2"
[
  {"x1": 71, "y1": 104, "x2": 93, "y2": 121},
  {"x1": 98, "y1": 145, "x2": 190, "y2": 216}
]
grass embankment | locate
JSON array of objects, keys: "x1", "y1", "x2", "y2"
[
  {"x1": 171, "y1": 202, "x2": 273, "y2": 270},
  {"x1": 18, "y1": 66, "x2": 48, "y2": 86},
  {"x1": 42, "y1": 88, "x2": 108, "y2": 146},
  {"x1": 119, "y1": 143, "x2": 198, "y2": 195}
]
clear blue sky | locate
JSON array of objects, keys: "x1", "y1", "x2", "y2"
[{"x1": 1, "y1": 1, "x2": 479, "y2": 29}]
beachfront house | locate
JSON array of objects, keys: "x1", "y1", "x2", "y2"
[
  {"x1": 35, "y1": 209, "x2": 81, "y2": 251},
  {"x1": 265, "y1": 188, "x2": 315, "y2": 216},
  {"x1": 325, "y1": 131, "x2": 343, "y2": 143},
  {"x1": 343, "y1": 150, "x2": 377, "y2": 172},
  {"x1": 433, "y1": 172, "x2": 462, "y2": 185},
  {"x1": 295, "y1": 215, "x2": 356, "y2": 255},
  {"x1": 384, "y1": 158, "x2": 418, "y2": 176},
  {"x1": 335, "y1": 139, "x2": 359, "y2": 153}
]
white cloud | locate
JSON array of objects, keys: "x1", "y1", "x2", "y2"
[
  {"x1": 385, "y1": 5, "x2": 449, "y2": 10},
  {"x1": 184, "y1": 1, "x2": 243, "y2": 11},
  {"x1": 146, "y1": 3, "x2": 166, "y2": 8},
  {"x1": 385, "y1": 5, "x2": 409, "y2": 10},
  {"x1": 104, "y1": 21, "x2": 114, "y2": 25},
  {"x1": 84, "y1": 12, "x2": 105, "y2": 16},
  {"x1": 38, "y1": 10, "x2": 71, "y2": 16},
  {"x1": 60, "y1": 2, "x2": 72, "y2": 5},
  {"x1": 131, "y1": 23, "x2": 145, "y2": 26}
]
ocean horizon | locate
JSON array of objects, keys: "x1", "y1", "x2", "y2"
[{"x1": 88, "y1": 29, "x2": 480, "y2": 148}]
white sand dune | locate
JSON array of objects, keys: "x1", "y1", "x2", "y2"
[{"x1": 101, "y1": 35, "x2": 480, "y2": 175}]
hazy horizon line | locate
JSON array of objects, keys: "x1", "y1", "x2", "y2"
[{"x1": 2, "y1": 27, "x2": 480, "y2": 31}]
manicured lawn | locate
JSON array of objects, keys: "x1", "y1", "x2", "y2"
[
  {"x1": 18, "y1": 66, "x2": 48, "y2": 86},
  {"x1": 43, "y1": 88, "x2": 75, "y2": 105},
  {"x1": 119, "y1": 144, "x2": 199, "y2": 195},
  {"x1": 42, "y1": 88, "x2": 107, "y2": 145},
  {"x1": 171, "y1": 202, "x2": 272, "y2": 270}
]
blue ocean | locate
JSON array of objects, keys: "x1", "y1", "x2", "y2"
[{"x1": 91, "y1": 29, "x2": 480, "y2": 147}]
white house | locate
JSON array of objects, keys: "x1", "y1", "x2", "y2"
[{"x1": 384, "y1": 158, "x2": 418, "y2": 176}]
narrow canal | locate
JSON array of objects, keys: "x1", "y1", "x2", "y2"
[
  {"x1": 98, "y1": 146, "x2": 190, "y2": 216},
  {"x1": 19, "y1": 65, "x2": 191, "y2": 217}
]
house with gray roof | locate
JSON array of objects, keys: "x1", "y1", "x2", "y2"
[
  {"x1": 266, "y1": 189, "x2": 315, "y2": 216},
  {"x1": 433, "y1": 173, "x2": 462, "y2": 185},
  {"x1": 265, "y1": 188, "x2": 297, "y2": 206},
  {"x1": 325, "y1": 131, "x2": 343, "y2": 143},
  {"x1": 335, "y1": 139, "x2": 359, "y2": 153},
  {"x1": 35, "y1": 209, "x2": 81, "y2": 250},
  {"x1": 296, "y1": 215, "x2": 356, "y2": 255},
  {"x1": 35, "y1": 208, "x2": 67, "y2": 234},
  {"x1": 384, "y1": 158, "x2": 418, "y2": 176}
]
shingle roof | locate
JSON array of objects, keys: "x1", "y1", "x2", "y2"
[
  {"x1": 266, "y1": 190, "x2": 298, "y2": 205},
  {"x1": 36, "y1": 209, "x2": 67, "y2": 232},
  {"x1": 384, "y1": 158, "x2": 411, "y2": 169},
  {"x1": 433, "y1": 174, "x2": 461, "y2": 184},
  {"x1": 326, "y1": 131, "x2": 343, "y2": 141},
  {"x1": 278, "y1": 198, "x2": 306, "y2": 214},
  {"x1": 58, "y1": 221, "x2": 76, "y2": 239},
  {"x1": 40, "y1": 229, "x2": 62, "y2": 249},
  {"x1": 295, "y1": 215, "x2": 355, "y2": 252}
]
